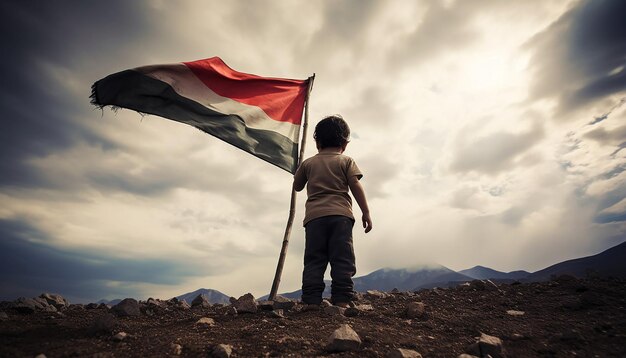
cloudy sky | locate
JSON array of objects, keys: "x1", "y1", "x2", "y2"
[{"x1": 1, "y1": 0, "x2": 625, "y2": 303}]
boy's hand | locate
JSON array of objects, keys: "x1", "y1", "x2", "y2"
[{"x1": 362, "y1": 213, "x2": 372, "y2": 233}]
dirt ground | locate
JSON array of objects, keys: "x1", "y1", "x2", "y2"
[{"x1": 1, "y1": 276, "x2": 625, "y2": 357}]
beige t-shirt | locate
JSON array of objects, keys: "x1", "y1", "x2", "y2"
[{"x1": 294, "y1": 152, "x2": 363, "y2": 226}]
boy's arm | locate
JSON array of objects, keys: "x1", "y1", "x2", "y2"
[
  {"x1": 348, "y1": 176, "x2": 372, "y2": 233},
  {"x1": 293, "y1": 164, "x2": 307, "y2": 192}
]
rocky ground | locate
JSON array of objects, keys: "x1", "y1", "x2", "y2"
[{"x1": 1, "y1": 276, "x2": 625, "y2": 357}]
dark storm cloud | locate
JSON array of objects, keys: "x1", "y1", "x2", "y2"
[
  {"x1": 526, "y1": 0, "x2": 626, "y2": 113},
  {"x1": 0, "y1": 218, "x2": 204, "y2": 303},
  {"x1": 0, "y1": 1, "x2": 152, "y2": 188}
]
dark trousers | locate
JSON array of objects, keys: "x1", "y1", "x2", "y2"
[{"x1": 301, "y1": 215, "x2": 356, "y2": 305}]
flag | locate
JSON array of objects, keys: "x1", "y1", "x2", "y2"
[{"x1": 91, "y1": 57, "x2": 311, "y2": 173}]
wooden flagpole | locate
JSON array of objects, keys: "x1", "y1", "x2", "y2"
[{"x1": 269, "y1": 73, "x2": 315, "y2": 301}]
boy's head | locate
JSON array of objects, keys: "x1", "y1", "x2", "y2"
[{"x1": 314, "y1": 115, "x2": 350, "y2": 150}]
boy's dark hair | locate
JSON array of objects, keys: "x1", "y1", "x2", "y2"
[{"x1": 314, "y1": 115, "x2": 350, "y2": 149}]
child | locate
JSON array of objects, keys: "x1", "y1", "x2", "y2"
[{"x1": 293, "y1": 115, "x2": 372, "y2": 308}]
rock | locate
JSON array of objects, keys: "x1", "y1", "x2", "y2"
[
  {"x1": 357, "y1": 304, "x2": 374, "y2": 311},
  {"x1": 232, "y1": 293, "x2": 257, "y2": 313},
  {"x1": 269, "y1": 309, "x2": 285, "y2": 318},
  {"x1": 345, "y1": 307, "x2": 360, "y2": 317},
  {"x1": 113, "y1": 332, "x2": 128, "y2": 341},
  {"x1": 196, "y1": 317, "x2": 216, "y2": 326},
  {"x1": 191, "y1": 294, "x2": 211, "y2": 308},
  {"x1": 86, "y1": 303, "x2": 99, "y2": 310},
  {"x1": 146, "y1": 298, "x2": 165, "y2": 307},
  {"x1": 34, "y1": 354, "x2": 46, "y2": 358},
  {"x1": 273, "y1": 295, "x2": 297, "y2": 310},
  {"x1": 11, "y1": 297, "x2": 45, "y2": 314},
  {"x1": 365, "y1": 290, "x2": 387, "y2": 299},
  {"x1": 506, "y1": 310, "x2": 525, "y2": 316},
  {"x1": 90, "y1": 314, "x2": 116, "y2": 334},
  {"x1": 320, "y1": 299, "x2": 332, "y2": 308},
  {"x1": 469, "y1": 280, "x2": 486, "y2": 291},
  {"x1": 326, "y1": 324, "x2": 362, "y2": 352},
  {"x1": 212, "y1": 343, "x2": 233, "y2": 358},
  {"x1": 387, "y1": 348, "x2": 423, "y2": 358},
  {"x1": 458, "y1": 354, "x2": 479, "y2": 358},
  {"x1": 177, "y1": 300, "x2": 191, "y2": 310},
  {"x1": 112, "y1": 298, "x2": 141, "y2": 317},
  {"x1": 458, "y1": 282, "x2": 472, "y2": 290},
  {"x1": 478, "y1": 332, "x2": 506, "y2": 358},
  {"x1": 225, "y1": 306, "x2": 237, "y2": 315},
  {"x1": 324, "y1": 305, "x2": 346, "y2": 316},
  {"x1": 406, "y1": 302, "x2": 426, "y2": 319},
  {"x1": 170, "y1": 343, "x2": 183, "y2": 355},
  {"x1": 0, "y1": 311, "x2": 8, "y2": 321},
  {"x1": 258, "y1": 300, "x2": 274, "y2": 311},
  {"x1": 40, "y1": 293, "x2": 69, "y2": 309},
  {"x1": 465, "y1": 342, "x2": 481, "y2": 356}
]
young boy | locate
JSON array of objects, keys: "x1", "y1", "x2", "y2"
[{"x1": 293, "y1": 115, "x2": 372, "y2": 308}]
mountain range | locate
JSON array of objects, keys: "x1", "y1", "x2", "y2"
[{"x1": 99, "y1": 240, "x2": 626, "y2": 304}]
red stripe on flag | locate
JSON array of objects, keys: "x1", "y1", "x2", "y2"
[{"x1": 183, "y1": 57, "x2": 308, "y2": 125}]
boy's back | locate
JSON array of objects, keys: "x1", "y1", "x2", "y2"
[{"x1": 295, "y1": 152, "x2": 362, "y2": 226}]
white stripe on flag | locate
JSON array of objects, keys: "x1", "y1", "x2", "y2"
[{"x1": 137, "y1": 64, "x2": 300, "y2": 143}]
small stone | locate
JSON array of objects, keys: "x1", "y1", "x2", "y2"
[
  {"x1": 40, "y1": 293, "x2": 69, "y2": 309},
  {"x1": 170, "y1": 343, "x2": 183, "y2": 355},
  {"x1": 326, "y1": 324, "x2": 361, "y2": 352},
  {"x1": 212, "y1": 343, "x2": 233, "y2": 358},
  {"x1": 506, "y1": 310, "x2": 525, "y2": 316},
  {"x1": 365, "y1": 290, "x2": 387, "y2": 299},
  {"x1": 232, "y1": 293, "x2": 257, "y2": 313},
  {"x1": 345, "y1": 307, "x2": 360, "y2": 317},
  {"x1": 320, "y1": 299, "x2": 332, "y2": 308},
  {"x1": 458, "y1": 354, "x2": 479, "y2": 358},
  {"x1": 0, "y1": 311, "x2": 8, "y2": 321},
  {"x1": 11, "y1": 297, "x2": 44, "y2": 314},
  {"x1": 112, "y1": 298, "x2": 141, "y2": 317},
  {"x1": 510, "y1": 333, "x2": 526, "y2": 341},
  {"x1": 406, "y1": 302, "x2": 426, "y2": 319},
  {"x1": 113, "y1": 332, "x2": 128, "y2": 341},
  {"x1": 324, "y1": 305, "x2": 346, "y2": 316},
  {"x1": 387, "y1": 348, "x2": 423, "y2": 358},
  {"x1": 273, "y1": 295, "x2": 297, "y2": 310},
  {"x1": 177, "y1": 300, "x2": 191, "y2": 310},
  {"x1": 258, "y1": 300, "x2": 274, "y2": 311},
  {"x1": 225, "y1": 306, "x2": 237, "y2": 315},
  {"x1": 90, "y1": 314, "x2": 117, "y2": 334},
  {"x1": 196, "y1": 317, "x2": 216, "y2": 326},
  {"x1": 269, "y1": 309, "x2": 285, "y2": 318},
  {"x1": 357, "y1": 304, "x2": 374, "y2": 311},
  {"x1": 478, "y1": 332, "x2": 506, "y2": 358},
  {"x1": 86, "y1": 303, "x2": 99, "y2": 310},
  {"x1": 34, "y1": 354, "x2": 46, "y2": 358},
  {"x1": 191, "y1": 295, "x2": 211, "y2": 308}
]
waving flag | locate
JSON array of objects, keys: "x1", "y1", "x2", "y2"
[{"x1": 91, "y1": 57, "x2": 311, "y2": 173}]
